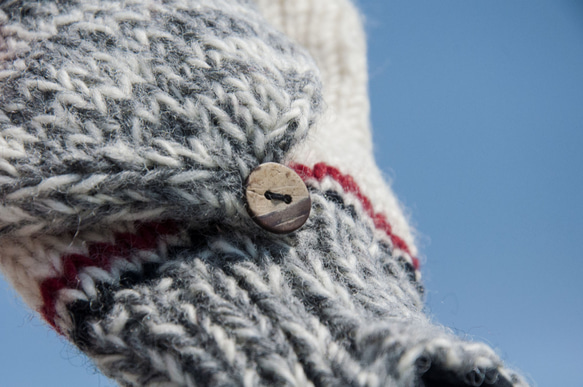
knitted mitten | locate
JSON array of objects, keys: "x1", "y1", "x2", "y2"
[{"x1": 0, "y1": 0, "x2": 528, "y2": 386}]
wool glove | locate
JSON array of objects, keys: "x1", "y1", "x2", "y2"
[{"x1": 0, "y1": 0, "x2": 528, "y2": 386}]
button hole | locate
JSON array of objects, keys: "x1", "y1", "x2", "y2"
[{"x1": 264, "y1": 191, "x2": 292, "y2": 204}]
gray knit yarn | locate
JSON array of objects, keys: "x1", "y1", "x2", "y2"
[
  {"x1": 65, "y1": 189, "x2": 525, "y2": 386},
  {"x1": 0, "y1": 0, "x2": 320, "y2": 236},
  {"x1": 0, "y1": 0, "x2": 529, "y2": 386}
]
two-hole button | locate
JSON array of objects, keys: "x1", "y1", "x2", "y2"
[{"x1": 245, "y1": 162, "x2": 311, "y2": 234}]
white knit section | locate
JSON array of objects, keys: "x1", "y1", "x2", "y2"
[
  {"x1": 254, "y1": 0, "x2": 418, "y2": 256},
  {"x1": 0, "y1": 237, "x2": 58, "y2": 310},
  {"x1": 0, "y1": 229, "x2": 117, "y2": 311}
]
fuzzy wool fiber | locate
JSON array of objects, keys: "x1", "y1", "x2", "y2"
[{"x1": 0, "y1": 0, "x2": 529, "y2": 386}]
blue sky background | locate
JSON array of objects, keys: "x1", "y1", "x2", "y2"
[{"x1": 1, "y1": 1, "x2": 582, "y2": 386}]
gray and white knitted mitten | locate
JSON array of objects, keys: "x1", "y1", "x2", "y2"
[{"x1": 0, "y1": 0, "x2": 528, "y2": 386}]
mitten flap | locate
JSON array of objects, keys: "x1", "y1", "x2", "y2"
[{"x1": 0, "y1": 0, "x2": 322, "y2": 238}]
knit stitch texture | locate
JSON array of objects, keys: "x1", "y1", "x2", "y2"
[
  {"x1": 0, "y1": 0, "x2": 320, "y2": 237},
  {"x1": 0, "y1": 0, "x2": 529, "y2": 386}
]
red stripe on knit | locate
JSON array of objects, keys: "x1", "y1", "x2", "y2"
[
  {"x1": 290, "y1": 162, "x2": 420, "y2": 270},
  {"x1": 39, "y1": 221, "x2": 178, "y2": 331}
]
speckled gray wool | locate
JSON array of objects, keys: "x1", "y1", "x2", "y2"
[
  {"x1": 0, "y1": 0, "x2": 529, "y2": 386},
  {"x1": 63, "y1": 189, "x2": 525, "y2": 387},
  {"x1": 0, "y1": 0, "x2": 320, "y2": 236}
]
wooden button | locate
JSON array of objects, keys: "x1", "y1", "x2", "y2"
[{"x1": 245, "y1": 162, "x2": 311, "y2": 234}]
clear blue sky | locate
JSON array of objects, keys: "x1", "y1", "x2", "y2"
[{"x1": 1, "y1": 1, "x2": 582, "y2": 386}]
